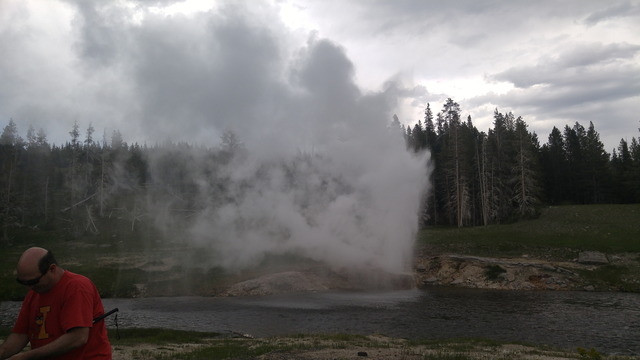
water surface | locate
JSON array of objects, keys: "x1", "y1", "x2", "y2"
[{"x1": 2, "y1": 287, "x2": 638, "y2": 355}]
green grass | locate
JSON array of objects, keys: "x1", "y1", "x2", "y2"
[
  {"x1": 574, "y1": 265, "x2": 638, "y2": 292},
  {"x1": 418, "y1": 204, "x2": 640, "y2": 259},
  {"x1": 155, "y1": 340, "x2": 288, "y2": 360}
]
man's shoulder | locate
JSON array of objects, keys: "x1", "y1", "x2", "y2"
[
  {"x1": 61, "y1": 271, "x2": 95, "y2": 289},
  {"x1": 64, "y1": 270, "x2": 88, "y2": 280}
]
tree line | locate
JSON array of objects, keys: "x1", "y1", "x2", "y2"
[
  {"x1": 399, "y1": 99, "x2": 640, "y2": 227},
  {"x1": 0, "y1": 120, "x2": 243, "y2": 243},
  {"x1": 1, "y1": 101, "x2": 639, "y2": 242}
]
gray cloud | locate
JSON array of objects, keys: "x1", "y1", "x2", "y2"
[
  {"x1": 492, "y1": 43, "x2": 640, "y2": 89},
  {"x1": 284, "y1": 0, "x2": 640, "y2": 144},
  {"x1": 462, "y1": 37, "x2": 640, "y2": 149},
  {"x1": 584, "y1": 1, "x2": 640, "y2": 25},
  {"x1": 66, "y1": 0, "x2": 130, "y2": 68},
  {"x1": 128, "y1": 6, "x2": 285, "y2": 142}
]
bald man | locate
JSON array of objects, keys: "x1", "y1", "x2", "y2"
[{"x1": 0, "y1": 247, "x2": 111, "y2": 360}]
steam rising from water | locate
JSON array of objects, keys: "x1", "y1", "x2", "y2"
[
  {"x1": 132, "y1": 8, "x2": 431, "y2": 274},
  {"x1": 189, "y1": 126, "x2": 430, "y2": 273},
  {"x1": 60, "y1": 1, "x2": 431, "y2": 274},
  {"x1": 174, "y1": 35, "x2": 432, "y2": 273}
]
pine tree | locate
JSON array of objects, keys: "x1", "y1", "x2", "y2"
[
  {"x1": 486, "y1": 110, "x2": 515, "y2": 222},
  {"x1": 612, "y1": 139, "x2": 634, "y2": 203},
  {"x1": 22, "y1": 127, "x2": 52, "y2": 225},
  {"x1": 563, "y1": 123, "x2": 586, "y2": 203},
  {"x1": 422, "y1": 104, "x2": 438, "y2": 225},
  {"x1": 26, "y1": 125, "x2": 37, "y2": 147},
  {"x1": 630, "y1": 137, "x2": 640, "y2": 202},
  {"x1": 476, "y1": 132, "x2": 497, "y2": 225},
  {"x1": 510, "y1": 117, "x2": 540, "y2": 217},
  {"x1": 0, "y1": 120, "x2": 21, "y2": 146},
  {"x1": 411, "y1": 121, "x2": 425, "y2": 152},
  {"x1": 582, "y1": 122, "x2": 611, "y2": 203},
  {"x1": 441, "y1": 99, "x2": 471, "y2": 227},
  {"x1": 0, "y1": 120, "x2": 25, "y2": 242},
  {"x1": 405, "y1": 126, "x2": 414, "y2": 151},
  {"x1": 424, "y1": 104, "x2": 436, "y2": 150},
  {"x1": 540, "y1": 127, "x2": 568, "y2": 204}
]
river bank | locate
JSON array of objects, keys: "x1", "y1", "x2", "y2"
[
  {"x1": 106, "y1": 332, "x2": 634, "y2": 360},
  {"x1": 413, "y1": 246, "x2": 640, "y2": 292},
  {"x1": 203, "y1": 244, "x2": 640, "y2": 297},
  {"x1": 74, "y1": 245, "x2": 640, "y2": 298},
  {"x1": 3, "y1": 330, "x2": 631, "y2": 360}
]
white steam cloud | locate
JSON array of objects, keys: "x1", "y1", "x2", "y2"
[
  {"x1": 3, "y1": 1, "x2": 430, "y2": 273},
  {"x1": 188, "y1": 109, "x2": 430, "y2": 273}
]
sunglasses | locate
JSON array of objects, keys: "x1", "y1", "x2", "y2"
[{"x1": 16, "y1": 271, "x2": 47, "y2": 286}]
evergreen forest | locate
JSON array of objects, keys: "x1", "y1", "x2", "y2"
[
  {"x1": 1, "y1": 98, "x2": 639, "y2": 244},
  {"x1": 402, "y1": 99, "x2": 640, "y2": 227}
]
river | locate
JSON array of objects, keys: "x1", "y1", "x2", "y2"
[{"x1": 2, "y1": 287, "x2": 639, "y2": 355}]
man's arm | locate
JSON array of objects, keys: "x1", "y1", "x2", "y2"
[
  {"x1": 7, "y1": 327, "x2": 89, "y2": 360},
  {"x1": 0, "y1": 333, "x2": 29, "y2": 360}
]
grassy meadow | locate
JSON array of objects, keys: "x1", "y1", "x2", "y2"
[{"x1": 416, "y1": 204, "x2": 640, "y2": 259}]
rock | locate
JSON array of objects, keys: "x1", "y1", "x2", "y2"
[
  {"x1": 578, "y1": 251, "x2": 609, "y2": 265},
  {"x1": 584, "y1": 285, "x2": 595, "y2": 291},
  {"x1": 521, "y1": 282, "x2": 535, "y2": 290},
  {"x1": 223, "y1": 272, "x2": 329, "y2": 296},
  {"x1": 357, "y1": 351, "x2": 368, "y2": 357}
]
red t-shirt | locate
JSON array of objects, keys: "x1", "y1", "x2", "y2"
[{"x1": 13, "y1": 271, "x2": 112, "y2": 359}]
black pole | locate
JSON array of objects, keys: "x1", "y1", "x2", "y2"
[{"x1": 93, "y1": 308, "x2": 119, "y2": 325}]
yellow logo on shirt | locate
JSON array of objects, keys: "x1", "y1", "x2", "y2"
[{"x1": 36, "y1": 306, "x2": 50, "y2": 339}]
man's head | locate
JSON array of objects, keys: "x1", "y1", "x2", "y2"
[{"x1": 16, "y1": 247, "x2": 62, "y2": 293}]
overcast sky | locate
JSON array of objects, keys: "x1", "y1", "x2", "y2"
[{"x1": 1, "y1": 0, "x2": 639, "y2": 152}]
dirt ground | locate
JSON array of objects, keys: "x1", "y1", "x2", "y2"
[{"x1": 109, "y1": 335, "x2": 627, "y2": 360}]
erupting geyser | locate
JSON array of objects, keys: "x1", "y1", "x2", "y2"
[{"x1": 125, "y1": 13, "x2": 434, "y2": 289}]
